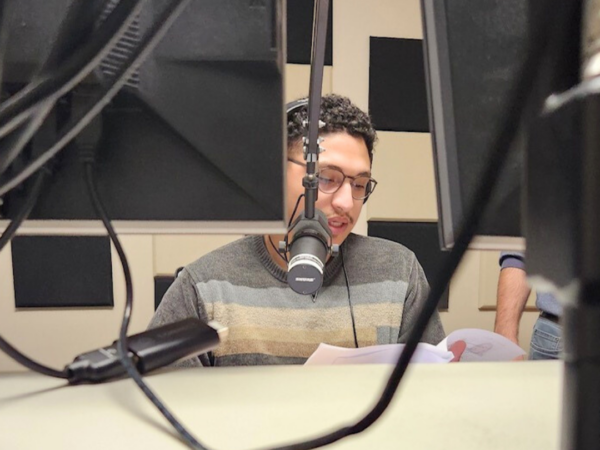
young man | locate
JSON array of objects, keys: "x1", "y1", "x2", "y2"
[{"x1": 149, "y1": 94, "x2": 446, "y2": 366}]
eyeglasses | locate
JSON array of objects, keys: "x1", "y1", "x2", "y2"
[{"x1": 287, "y1": 158, "x2": 378, "y2": 201}]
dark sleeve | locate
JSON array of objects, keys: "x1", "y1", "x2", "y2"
[
  {"x1": 148, "y1": 268, "x2": 212, "y2": 367},
  {"x1": 499, "y1": 251, "x2": 526, "y2": 270},
  {"x1": 398, "y1": 256, "x2": 445, "y2": 345}
]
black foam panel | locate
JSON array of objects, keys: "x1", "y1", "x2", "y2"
[
  {"x1": 11, "y1": 236, "x2": 113, "y2": 308},
  {"x1": 287, "y1": 0, "x2": 333, "y2": 65},
  {"x1": 154, "y1": 275, "x2": 175, "y2": 311},
  {"x1": 368, "y1": 221, "x2": 449, "y2": 309},
  {"x1": 369, "y1": 37, "x2": 429, "y2": 132}
]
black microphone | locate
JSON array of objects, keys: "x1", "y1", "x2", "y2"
[{"x1": 283, "y1": 209, "x2": 339, "y2": 295}]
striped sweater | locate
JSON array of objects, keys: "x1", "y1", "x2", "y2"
[{"x1": 149, "y1": 233, "x2": 445, "y2": 366}]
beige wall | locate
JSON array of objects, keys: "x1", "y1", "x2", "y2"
[{"x1": 0, "y1": 0, "x2": 537, "y2": 373}]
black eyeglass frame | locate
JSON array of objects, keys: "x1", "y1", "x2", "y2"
[{"x1": 287, "y1": 158, "x2": 378, "y2": 201}]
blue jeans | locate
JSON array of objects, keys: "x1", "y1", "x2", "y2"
[{"x1": 529, "y1": 315, "x2": 563, "y2": 360}]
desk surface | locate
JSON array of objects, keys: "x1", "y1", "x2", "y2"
[{"x1": 0, "y1": 361, "x2": 562, "y2": 450}]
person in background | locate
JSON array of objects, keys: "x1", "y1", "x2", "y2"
[{"x1": 494, "y1": 251, "x2": 562, "y2": 360}]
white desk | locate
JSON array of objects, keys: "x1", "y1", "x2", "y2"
[{"x1": 0, "y1": 361, "x2": 562, "y2": 449}]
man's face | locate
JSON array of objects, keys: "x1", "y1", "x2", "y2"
[{"x1": 286, "y1": 131, "x2": 371, "y2": 247}]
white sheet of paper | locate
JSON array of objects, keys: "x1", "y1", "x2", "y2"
[
  {"x1": 304, "y1": 342, "x2": 454, "y2": 366},
  {"x1": 304, "y1": 328, "x2": 526, "y2": 366},
  {"x1": 439, "y1": 328, "x2": 526, "y2": 362}
]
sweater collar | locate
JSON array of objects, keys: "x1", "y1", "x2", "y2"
[{"x1": 252, "y1": 235, "x2": 345, "y2": 284}]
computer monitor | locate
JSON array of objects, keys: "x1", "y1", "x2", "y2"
[
  {"x1": 0, "y1": 0, "x2": 286, "y2": 236},
  {"x1": 421, "y1": 0, "x2": 529, "y2": 250},
  {"x1": 423, "y1": 1, "x2": 600, "y2": 449}
]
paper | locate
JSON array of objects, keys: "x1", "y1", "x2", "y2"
[
  {"x1": 440, "y1": 328, "x2": 526, "y2": 362},
  {"x1": 305, "y1": 343, "x2": 453, "y2": 365},
  {"x1": 304, "y1": 328, "x2": 526, "y2": 366}
]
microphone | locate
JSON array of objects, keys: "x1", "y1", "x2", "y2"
[
  {"x1": 282, "y1": 210, "x2": 339, "y2": 295},
  {"x1": 282, "y1": 0, "x2": 332, "y2": 296}
]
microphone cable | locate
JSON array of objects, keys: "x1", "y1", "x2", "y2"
[
  {"x1": 82, "y1": 156, "x2": 209, "y2": 450},
  {"x1": 0, "y1": 2, "x2": 210, "y2": 449},
  {"x1": 0, "y1": 0, "x2": 146, "y2": 141},
  {"x1": 0, "y1": 0, "x2": 187, "y2": 198},
  {"x1": 0, "y1": 0, "x2": 107, "y2": 175},
  {"x1": 0, "y1": 168, "x2": 69, "y2": 379},
  {"x1": 284, "y1": 193, "x2": 306, "y2": 259},
  {"x1": 340, "y1": 245, "x2": 359, "y2": 349},
  {"x1": 268, "y1": 193, "x2": 305, "y2": 265},
  {"x1": 0, "y1": 0, "x2": 156, "y2": 384},
  {"x1": 0, "y1": 0, "x2": 142, "y2": 177},
  {"x1": 80, "y1": 3, "x2": 209, "y2": 450}
]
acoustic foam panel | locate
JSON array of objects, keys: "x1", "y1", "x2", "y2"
[
  {"x1": 369, "y1": 37, "x2": 429, "y2": 132},
  {"x1": 154, "y1": 275, "x2": 175, "y2": 311},
  {"x1": 287, "y1": 0, "x2": 333, "y2": 65},
  {"x1": 12, "y1": 236, "x2": 113, "y2": 308}
]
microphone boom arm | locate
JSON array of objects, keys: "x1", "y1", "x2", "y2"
[
  {"x1": 303, "y1": 0, "x2": 330, "y2": 219},
  {"x1": 281, "y1": 0, "x2": 337, "y2": 296}
]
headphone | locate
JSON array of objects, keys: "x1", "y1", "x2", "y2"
[
  {"x1": 285, "y1": 98, "x2": 372, "y2": 204},
  {"x1": 286, "y1": 98, "x2": 309, "y2": 116}
]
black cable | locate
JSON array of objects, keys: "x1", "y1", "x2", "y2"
[
  {"x1": 282, "y1": 193, "x2": 305, "y2": 256},
  {"x1": 0, "y1": 1, "x2": 9, "y2": 87},
  {"x1": 80, "y1": 3, "x2": 208, "y2": 450},
  {"x1": 287, "y1": 194, "x2": 305, "y2": 231},
  {"x1": 265, "y1": 1, "x2": 555, "y2": 449},
  {"x1": 0, "y1": 0, "x2": 139, "y2": 379},
  {"x1": 290, "y1": 194, "x2": 305, "y2": 225},
  {"x1": 0, "y1": 0, "x2": 115, "y2": 175},
  {"x1": 0, "y1": 0, "x2": 146, "y2": 140},
  {"x1": 0, "y1": 335, "x2": 69, "y2": 379},
  {"x1": 83, "y1": 159, "x2": 208, "y2": 450},
  {"x1": 268, "y1": 235, "x2": 288, "y2": 264},
  {"x1": 0, "y1": 334, "x2": 69, "y2": 380},
  {"x1": 5, "y1": 3, "x2": 201, "y2": 448},
  {"x1": 5, "y1": 1, "x2": 199, "y2": 447},
  {"x1": 0, "y1": 0, "x2": 186, "y2": 197},
  {"x1": 0, "y1": 170, "x2": 68, "y2": 379},
  {"x1": 270, "y1": 193, "x2": 306, "y2": 265},
  {"x1": 339, "y1": 246, "x2": 358, "y2": 349},
  {"x1": 0, "y1": 101, "x2": 55, "y2": 177},
  {"x1": 0, "y1": 170, "x2": 47, "y2": 252},
  {"x1": 1, "y1": 0, "x2": 87, "y2": 174}
]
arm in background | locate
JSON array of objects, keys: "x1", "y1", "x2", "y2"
[{"x1": 494, "y1": 253, "x2": 531, "y2": 345}]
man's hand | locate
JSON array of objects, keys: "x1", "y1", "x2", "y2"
[{"x1": 449, "y1": 340, "x2": 466, "y2": 362}]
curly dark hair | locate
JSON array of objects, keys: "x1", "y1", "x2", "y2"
[{"x1": 287, "y1": 94, "x2": 377, "y2": 164}]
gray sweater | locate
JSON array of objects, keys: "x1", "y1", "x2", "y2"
[{"x1": 149, "y1": 233, "x2": 445, "y2": 366}]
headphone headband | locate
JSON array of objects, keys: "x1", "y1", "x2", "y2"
[{"x1": 286, "y1": 98, "x2": 309, "y2": 116}]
